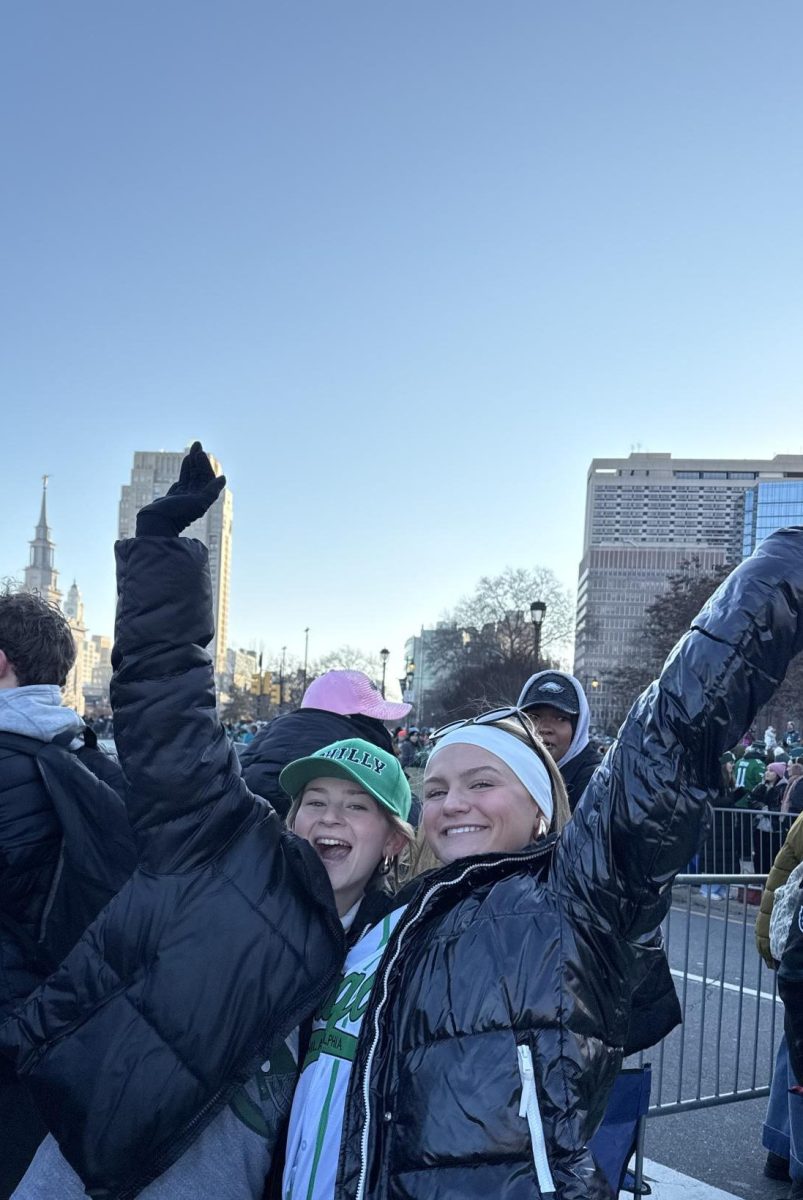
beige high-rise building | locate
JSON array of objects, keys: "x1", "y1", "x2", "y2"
[
  {"x1": 82, "y1": 633, "x2": 113, "y2": 713},
  {"x1": 63, "y1": 580, "x2": 88, "y2": 715},
  {"x1": 575, "y1": 451, "x2": 803, "y2": 728},
  {"x1": 119, "y1": 450, "x2": 233, "y2": 677}
]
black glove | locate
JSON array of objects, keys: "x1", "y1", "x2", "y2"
[{"x1": 135, "y1": 441, "x2": 226, "y2": 537}]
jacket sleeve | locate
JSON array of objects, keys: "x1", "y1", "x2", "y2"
[
  {"x1": 755, "y1": 814, "x2": 803, "y2": 968},
  {"x1": 111, "y1": 536, "x2": 258, "y2": 872},
  {"x1": 554, "y1": 528, "x2": 803, "y2": 940}
]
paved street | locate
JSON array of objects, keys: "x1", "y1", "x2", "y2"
[{"x1": 633, "y1": 889, "x2": 789, "y2": 1199}]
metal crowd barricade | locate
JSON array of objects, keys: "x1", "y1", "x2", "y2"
[
  {"x1": 696, "y1": 805, "x2": 796, "y2": 878},
  {"x1": 632, "y1": 873, "x2": 782, "y2": 1116}
]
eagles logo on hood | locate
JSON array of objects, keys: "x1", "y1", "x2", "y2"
[{"x1": 516, "y1": 671, "x2": 591, "y2": 768}]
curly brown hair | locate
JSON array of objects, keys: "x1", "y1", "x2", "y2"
[{"x1": 0, "y1": 587, "x2": 76, "y2": 687}]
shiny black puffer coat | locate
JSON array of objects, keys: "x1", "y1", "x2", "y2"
[
  {"x1": 323, "y1": 529, "x2": 803, "y2": 1200},
  {"x1": 0, "y1": 538, "x2": 345, "y2": 1200}
]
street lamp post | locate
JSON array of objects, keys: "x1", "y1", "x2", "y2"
[
  {"x1": 302, "y1": 627, "x2": 310, "y2": 692},
  {"x1": 529, "y1": 601, "x2": 547, "y2": 669},
  {"x1": 279, "y1": 646, "x2": 286, "y2": 711},
  {"x1": 589, "y1": 677, "x2": 600, "y2": 728},
  {"x1": 380, "y1": 648, "x2": 390, "y2": 698},
  {"x1": 405, "y1": 660, "x2": 416, "y2": 722}
]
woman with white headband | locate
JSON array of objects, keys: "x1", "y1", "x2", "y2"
[{"x1": 278, "y1": 526, "x2": 803, "y2": 1200}]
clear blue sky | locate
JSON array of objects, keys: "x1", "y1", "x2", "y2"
[{"x1": 3, "y1": 2, "x2": 803, "y2": 691}]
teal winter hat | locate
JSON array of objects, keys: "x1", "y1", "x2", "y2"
[{"x1": 279, "y1": 738, "x2": 411, "y2": 822}]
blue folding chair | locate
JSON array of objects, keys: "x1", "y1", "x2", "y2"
[{"x1": 589, "y1": 1065, "x2": 652, "y2": 1197}]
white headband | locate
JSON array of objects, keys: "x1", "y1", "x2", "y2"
[{"x1": 427, "y1": 725, "x2": 554, "y2": 826}]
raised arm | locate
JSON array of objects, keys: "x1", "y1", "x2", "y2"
[
  {"x1": 554, "y1": 528, "x2": 803, "y2": 939},
  {"x1": 112, "y1": 441, "x2": 254, "y2": 871}
]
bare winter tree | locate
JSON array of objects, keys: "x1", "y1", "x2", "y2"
[
  {"x1": 452, "y1": 566, "x2": 574, "y2": 661},
  {"x1": 221, "y1": 686, "x2": 255, "y2": 724},
  {"x1": 422, "y1": 566, "x2": 575, "y2": 725},
  {"x1": 312, "y1": 645, "x2": 383, "y2": 685},
  {"x1": 604, "y1": 557, "x2": 733, "y2": 731}
]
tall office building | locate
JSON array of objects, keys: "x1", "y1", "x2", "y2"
[
  {"x1": 62, "y1": 579, "x2": 88, "y2": 714},
  {"x1": 575, "y1": 452, "x2": 803, "y2": 726},
  {"x1": 741, "y1": 479, "x2": 803, "y2": 556},
  {"x1": 119, "y1": 450, "x2": 233, "y2": 676}
]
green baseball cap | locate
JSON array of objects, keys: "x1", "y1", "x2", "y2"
[{"x1": 279, "y1": 738, "x2": 411, "y2": 822}]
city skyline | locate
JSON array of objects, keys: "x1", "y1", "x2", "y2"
[{"x1": 9, "y1": 442, "x2": 803, "y2": 704}]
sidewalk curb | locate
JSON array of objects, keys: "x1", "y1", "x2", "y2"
[{"x1": 643, "y1": 1158, "x2": 751, "y2": 1199}]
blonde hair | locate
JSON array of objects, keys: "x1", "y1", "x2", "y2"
[
  {"x1": 413, "y1": 712, "x2": 570, "y2": 873},
  {"x1": 286, "y1": 791, "x2": 416, "y2": 892}
]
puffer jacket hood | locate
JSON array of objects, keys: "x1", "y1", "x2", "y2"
[{"x1": 516, "y1": 670, "x2": 591, "y2": 768}]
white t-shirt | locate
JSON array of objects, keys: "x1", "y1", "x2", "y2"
[{"x1": 282, "y1": 906, "x2": 407, "y2": 1200}]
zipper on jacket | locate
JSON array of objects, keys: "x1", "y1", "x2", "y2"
[
  {"x1": 353, "y1": 842, "x2": 553, "y2": 1200},
  {"x1": 516, "y1": 1043, "x2": 556, "y2": 1195}
]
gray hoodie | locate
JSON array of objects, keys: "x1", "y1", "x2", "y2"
[{"x1": 0, "y1": 685, "x2": 84, "y2": 746}]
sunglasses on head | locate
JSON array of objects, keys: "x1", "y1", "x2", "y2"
[{"x1": 432, "y1": 706, "x2": 541, "y2": 754}]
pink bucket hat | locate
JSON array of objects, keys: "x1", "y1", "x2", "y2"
[{"x1": 301, "y1": 670, "x2": 411, "y2": 721}]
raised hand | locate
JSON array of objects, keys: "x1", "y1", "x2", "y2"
[{"x1": 135, "y1": 441, "x2": 227, "y2": 537}]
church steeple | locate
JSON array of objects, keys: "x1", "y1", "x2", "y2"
[
  {"x1": 65, "y1": 578, "x2": 85, "y2": 627},
  {"x1": 24, "y1": 476, "x2": 62, "y2": 607},
  {"x1": 36, "y1": 474, "x2": 51, "y2": 540}
]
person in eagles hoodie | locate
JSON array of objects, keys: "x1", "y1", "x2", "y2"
[{"x1": 517, "y1": 670, "x2": 603, "y2": 811}]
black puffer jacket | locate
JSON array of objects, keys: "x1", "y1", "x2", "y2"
[
  {"x1": 240, "y1": 709, "x2": 394, "y2": 820},
  {"x1": 0, "y1": 730, "x2": 132, "y2": 1197},
  {"x1": 0, "y1": 731, "x2": 129, "y2": 1017},
  {"x1": 0, "y1": 739, "x2": 63, "y2": 1015},
  {"x1": 314, "y1": 528, "x2": 803, "y2": 1200},
  {"x1": 561, "y1": 740, "x2": 603, "y2": 811},
  {"x1": 0, "y1": 538, "x2": 346, "y2": 1200}
]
